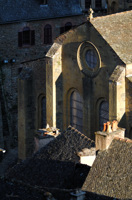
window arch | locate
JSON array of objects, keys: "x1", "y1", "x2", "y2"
[
  {"x1": 44, "y1": 24, "x2": 52, "y2": 44},
  {"x1": 18, "y1": 27, "x2": 35, "y2": 47},
  {"x1": 99, "y1": 101, "x2": 109, "y2": 131},
  {"x1": 65, "y1": 22, "x2": 72, "y2": 32},
  {"x1": 70, "y1": 91, "x2": 83, "y2": 132},
  {"x1": 111, "y1": 1, "x2": 118, "y2": 13}
]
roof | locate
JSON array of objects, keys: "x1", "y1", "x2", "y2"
[
  {"x1": 82, "y1": 138, "x2": 132, "y2": 199},
  {"x1": 91, "y1": 11, "x2": 132, "y2": 64},
  {"x1": 34, "y1": 125, "x2": 95, "y2": 162},
  {"x1": 0, "y1": 0, "x2": 82, "y2": 24},
  {"x1": 5, "y1": 126, "x2": 94, "y2": 189}
]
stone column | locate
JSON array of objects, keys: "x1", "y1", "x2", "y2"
[
  {"x1": 18, "y1": 68, "x2": 35, "y2": 160},
  {"x1": 109, "y1": 66, "x2": 125, "y2": 127},
  {"x1": 83, "y1": 77, "x2": 93, "y2": 138}
]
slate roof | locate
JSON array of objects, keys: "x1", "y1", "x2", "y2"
[
  {"x1": 5, "y1": 126, "x2": 94, "y2": 189},
  {"x1": 82, "y1": 138, "x2": 132, "y2": 199},
  {"x1": 0, "y1": 0, "x2": 82, "y2": 24},
  {"x1": 91, "y1": 10, "x2": 132, "y2": 64},
  {"x1": 34, "y1": 125, "x2": 95, "y2": 162}
]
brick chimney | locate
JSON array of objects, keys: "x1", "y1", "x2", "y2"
[{"x1": 95, "y1": 120, "x2": 125, "y2": 151}]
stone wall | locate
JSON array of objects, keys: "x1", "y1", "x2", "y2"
[
  {"x1": 0, "y1": 15, "x2": 85, "y2": 151},
  {"x1": 46, "y1": 19, "x2": 130, "y2": 140}
]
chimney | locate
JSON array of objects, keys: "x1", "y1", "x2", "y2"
[
  {"x1": 70, "y1": 189, "x2": 86, "y2": 200},
  {"x1": 95, "y1": 120, "x2": 125, "y2": 151}
]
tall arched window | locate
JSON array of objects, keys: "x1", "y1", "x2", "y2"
[
  {"x1": 99, "y1": 101, "x2": 109, "y2": 131},
  {"x1": 44, "y1": 24, "x2": 52, "y2": 44},
  {"x1": 65, "y1": 22, "x2": 72, "y2": 32},
  {"x1": 70, "y1": 91, "x2": 83, "y2": 132}
]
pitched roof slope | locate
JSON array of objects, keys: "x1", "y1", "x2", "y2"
[
  {"x1": 34, "y1": 126, "x2": 95, "y2": 162},
  {"x1": 6, "y1": 126, "x2": 93, "y2": 189},
  {"x1": 0, "y1": 0, "x2": 82, "y2": 24},
  {"x1": 91, "y1": 11, "x2": 132, "y2": 64},
  {"x1": 82, "y1": 138, "x2": 132, "y2": 199}
]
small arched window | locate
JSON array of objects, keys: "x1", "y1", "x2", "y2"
[
  {"x1": 99, "y1": 101, "x2": 109, "y2": 131},
  {"x1": 65, "y1": 22, "x2": 72, "y2": 32},
  {"x1": 111, "y1": 1, "x2": 118, "y2": 13},
  {"x1": 44, "y1": 24, "x2": 52, "y2": 44},
  {"x1": 70, "y1": 91, "x2": 83, "y2": 132}
]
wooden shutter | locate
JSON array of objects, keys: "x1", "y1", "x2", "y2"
[{"x1": 18, "y1": 32, "x2": 23, "y2": 47}]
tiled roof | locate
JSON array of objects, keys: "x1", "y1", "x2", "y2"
[
  {"x1": 82, "y1": 138, "x2": 132, "y2": 199},
  {"x1": 91, "y1": 10, "x2": 132, "y2": 64},
  {"x1": 5, "y1": 126, "x2": 94, "y2": 189},
  {"x1": 0, "y1": 0, "x2": 82, "y2": 24},
  {"x1": 34, "y1": 125, "x2": 95, "y2": 162}
]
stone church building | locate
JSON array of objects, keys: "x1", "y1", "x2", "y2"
[
  {"x1": 0, "y1": 0, "x2": 131, "y2": 159},
  {"x1": 46, "y1": 10, "x2": 132, "y2": 140}
]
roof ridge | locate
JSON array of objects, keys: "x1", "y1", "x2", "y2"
[
  {"x1": 114, "y1": 137, "x2": 132, "y2": 143},
  {"x1": 92, "y1": 10, "x2": 132, "y2": 21}
]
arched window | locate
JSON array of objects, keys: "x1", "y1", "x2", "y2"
[
  {"x1": 85, "y1": 0, "x2": 91, "y2": 8},
  {"x1": 44, "y1": 24, "x2": 52, "y2": 44},
  {"x1": 99, "y1": 101, "x2": 109, "y2": 131},
  {"x1": 70, "y1": 91, "x2": 83, "y2": 132},
  {"x1": 65, "y1": 22, "x2": 72, "y2": 32},
  {"x1": 18, "y1": 27, "x2": 35, "y2": 47},
  {"x1": 111, "y1": 1, "x2": 118, "y2": 13}
]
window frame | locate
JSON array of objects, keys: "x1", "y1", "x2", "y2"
[
  {"x1": 18, "y1": 27, "x2": 35, "y2": 47},
  {"x1": 44, "y1": 24, "x2": 52, "y2": 44},
  {"x1": 70, "y1": 91, "x2": 83, "y2": 132}
]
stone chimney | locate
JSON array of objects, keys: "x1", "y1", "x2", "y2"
[
  {"x1": 95, "y1": 120, "x2": 125, "y2": 151},
  {"x1": 70, "y1": 189, "x2": 86, "y2": 200}
]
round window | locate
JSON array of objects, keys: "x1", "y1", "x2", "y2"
[
  {"x1": 85, "y1": 50, "x2": 97, "y2": 69},
  {"x1": 77, "y1": 41, "x2": 101, "y2": 77}
]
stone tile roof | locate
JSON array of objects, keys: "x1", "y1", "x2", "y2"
[
  {"x1": 82, "y1": 138, "x2": 132, "y2": 199},
  {"x1": 91, "y1": 11, "x2": 132, "y2": 64},
  {"x1": 5, "y1": 126, "x2": 94, "y2": 189},
  {"x1": 0, "y1": 0, "x2": 82, "y2": 24},
  {"x1": 34, "y1": 125, "x2": 95, "y2": 162}
]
